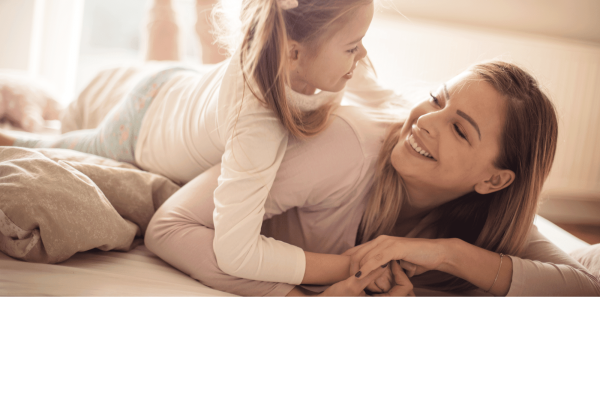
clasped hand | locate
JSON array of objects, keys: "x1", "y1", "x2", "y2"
[{"x1": 343, "y1": 236, "x2": 448, "y2": 295}]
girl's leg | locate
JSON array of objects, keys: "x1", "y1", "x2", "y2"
[
  {"x1": 11, "y1": 68, "x2": 184, "y2": 164},
  {"x1": 144, "y1": 0, "x2": 181, "y2": 61},
  {"x1": 196, "y1": 0, "x2": 227, "y2": 64}
]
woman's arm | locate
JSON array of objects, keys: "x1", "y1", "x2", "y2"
[
  {"x1": 441, "y1": 226, "x2": 600, "y2": 296},
  {"x1": 354, "y1": 227, "x2": 600, "y2": 296},
  {"x1": 145, "y1": 164, "x2": 297, "y2": 297}
]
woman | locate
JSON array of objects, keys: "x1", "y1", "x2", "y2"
[{"x1": 145, "y1": 61, "x2": 600, "y2": 296}]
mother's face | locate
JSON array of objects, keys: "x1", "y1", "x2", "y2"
[{"x1": 391, "y1": 71, "x2": 513, "y2": 201}]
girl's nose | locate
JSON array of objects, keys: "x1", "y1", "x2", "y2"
[{"x1": 356, "y1": 43, "x2": 367, "y2": 61}]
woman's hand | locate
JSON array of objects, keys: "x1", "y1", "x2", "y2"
[{"x1": 346, "y1": 236, "x2": 450, "y2": 282}]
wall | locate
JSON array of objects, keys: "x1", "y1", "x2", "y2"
[
  {"x1": 0, "y1": 0, "x2": 84, "y2": 103},
  {"x1": 0, "y1": 0, "x2": 37, "y2": 71},
  {"x1": 385, "y1": 0, "x2": 600, "y2": 44}
]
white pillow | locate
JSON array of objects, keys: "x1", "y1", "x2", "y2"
[{"x1": 571, "y1": 244, "x2": 600, "y2": 279}]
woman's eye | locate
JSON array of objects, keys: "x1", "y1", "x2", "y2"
[
  {"x1": 347, "y1": 46, "x2": 359, "y2": 54},
  {"x1": 429, "y1": 92, "x2": 440, "y2": 106},
  {"x1": 454, "y1": 124, "x2": 467, "y2": 140}
]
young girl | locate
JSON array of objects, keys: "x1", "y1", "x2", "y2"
[{"x1": 2, "y1": 0, "x2": 397, "y2": 285}]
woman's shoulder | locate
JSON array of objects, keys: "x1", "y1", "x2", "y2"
[
  {"x1": 271, "y1": 106, "x2": 388, "y2": 209},
  {"x1": 330, "y1": 106, "x2": 393, "y2": 155}
]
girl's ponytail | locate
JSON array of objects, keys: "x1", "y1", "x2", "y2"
[{"x1": 239, "y1": 0, "x2": 331, "y2": 139}]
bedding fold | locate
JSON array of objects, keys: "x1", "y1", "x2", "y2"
[{"x1": 0, "y1": 147, "x2": 179, "y2": 263}]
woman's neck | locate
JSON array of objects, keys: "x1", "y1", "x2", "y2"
[{"x1": 393, "y1": 181, "x2": 458, "y2": 237}]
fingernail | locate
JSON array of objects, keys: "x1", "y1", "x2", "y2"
[{"x1": 355, "y1": 271, "x2": 362, "y2": 278}]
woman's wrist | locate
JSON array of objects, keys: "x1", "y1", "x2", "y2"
[
  {"x1": 435, "y1": 238, "x2": 512, "y2": 296},
  {"x1": 436, "y1": 238, "x2": 464, "y2": 275}
]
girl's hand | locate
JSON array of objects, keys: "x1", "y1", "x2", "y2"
[
  {"x1": 347, "y1": 236, "x2": 449, "y2": 281},
  {"x1": 343, "y1": 243, "x2": 393, "y2": 293},
  {"x1": 373, "y1": 261, "x2": 415, "y2": 297},
  {"x1": 318, "y1": 262, "x2": 389, "y2": 297}
]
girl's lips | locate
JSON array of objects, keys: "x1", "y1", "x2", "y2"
[{"x1": 343, "y1": 63, "x2": 358, "y2": 79}]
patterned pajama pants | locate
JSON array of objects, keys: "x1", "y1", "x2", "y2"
[{"x1": 14, "y1": 68, "x2": 188, "y2": 165}]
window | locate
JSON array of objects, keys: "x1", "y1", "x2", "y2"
[{"x1": 77, "y1": 0, "x2": 200, "y2": 92}]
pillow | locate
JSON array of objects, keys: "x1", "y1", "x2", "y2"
[
  {"x1": 570, "y1": 244, "x2": 600, "y2": 279},
  {"x1": 0, "y1": 147, "x2": 179, "y2": 263}
]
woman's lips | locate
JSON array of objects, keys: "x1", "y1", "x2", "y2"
[{"x1": 405, "y1": 129, "x2": 436, "y2": 161}]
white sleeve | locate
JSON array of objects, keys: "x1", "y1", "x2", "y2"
[
  {"x1": 343, "y1": 60, "x2": 405, "y2": 109},
  {"x1": 507, "y1": 225, "x2": 600, "y2": 296},
  {"x1": 212, "y1": 109, "x2": 306, "y2": 285}
]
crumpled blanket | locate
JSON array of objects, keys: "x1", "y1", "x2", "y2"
[{"x1": 0, "y1": 146, "x2": 180, "y2": 263}]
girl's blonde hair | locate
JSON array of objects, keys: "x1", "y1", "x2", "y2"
[
  {"x1": 359, "y1": 61, "x2": 558, "y2": 290},
  {"x1": 214, "y1": 0, "x2": 373, "y2": 139}
]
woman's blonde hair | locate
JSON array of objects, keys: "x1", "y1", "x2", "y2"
[
  {"x1": 214, "y1": 0, "x2": 372, "y2": 139},
  {"x1": 359, "y1": 61, "x2": 558, "y2": 289}
]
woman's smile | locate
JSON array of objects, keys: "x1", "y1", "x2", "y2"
[{"x1": 406, "y1": 129, "x2": 436, "y2": 160}]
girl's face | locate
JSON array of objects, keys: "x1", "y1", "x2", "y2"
[
  {"x1": 391, "y1": 72, "x2": 511, "y2": 205},
  {"x1": 289, "y1": 2, "x2": 374, "y2": 94}
]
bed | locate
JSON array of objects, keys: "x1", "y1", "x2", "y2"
[
  {"x1": 0, "y1": 66, "x2": 595, "y2": 297},
  {"x1": 0, "y1": 216, "x2": 590, "y2": 296}
]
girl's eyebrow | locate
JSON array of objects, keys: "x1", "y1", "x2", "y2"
[
  {"x1": 444, "y1": 84, "x2": 482, "y2": 141},
  {"x1": 345, "y1": 35, "x2": 364, "y2": 46}
]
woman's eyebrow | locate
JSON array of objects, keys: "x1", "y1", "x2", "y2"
[
  {"x1": 457, "y1": 110, "x2": 481, "y2": 140},
  {"x1": 444, "y1": 84, "x2": 482, "y2": 141}
]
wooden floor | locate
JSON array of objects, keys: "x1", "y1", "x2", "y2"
[{"x1": 554, "y1": 223, "x2": 600, "y2": 245}]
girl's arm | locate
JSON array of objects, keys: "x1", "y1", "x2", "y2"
[
  {"x1": 343, "y1": 60, "x2": 406, "y2": 109},
  {"x1": 144, "y1": 164, "x2": 372, "y2": 294},
  {"x1": 212, "y1": 111, "x2": 307, "y2": 285}
]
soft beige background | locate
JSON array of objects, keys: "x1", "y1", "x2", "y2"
[{"x1": 385, "y1": 0, "x2": 600, "y2": 44}]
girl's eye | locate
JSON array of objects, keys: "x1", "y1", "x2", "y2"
[
  {"x1": 347, "y1": 46, "x2": 359, "y2": 54},
  {"x1": 429, "y1": 92, "x2": 440, "y2": 106},
  {"x1": 454, "y1": 124, "x2": 467, "y2": 140}
]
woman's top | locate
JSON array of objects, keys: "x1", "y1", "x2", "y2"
[
  {"x1": 144, "y1": 105, "x2": 600, "y2": 296},
  {"x1": 134, "y1": 51, "x2": 397, "y2": 285}
]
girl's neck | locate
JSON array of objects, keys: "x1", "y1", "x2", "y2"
[{"x1": 289, "y1": 73, "x2": 317, "y2": 95}]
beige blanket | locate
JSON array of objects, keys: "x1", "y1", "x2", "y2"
[{"x1": 0, "y1": 146, "x2": 179, "y2": 263}]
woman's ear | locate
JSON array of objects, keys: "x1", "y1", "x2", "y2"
[{"x1": 474, "y1": 169, "x2": 515, "y2": 195}]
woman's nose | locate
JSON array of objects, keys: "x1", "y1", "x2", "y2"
[{"x1": 416, "y1": 113, "x2": 436, "y2": 138}]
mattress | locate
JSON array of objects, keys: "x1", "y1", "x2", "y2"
[{"x1": 0, "y1": 216, "x2": 589, "y2": 297}]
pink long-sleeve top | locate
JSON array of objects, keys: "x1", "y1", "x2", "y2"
[{"x1": 145, "y1": 106, "x2": 600, "y2": 296}]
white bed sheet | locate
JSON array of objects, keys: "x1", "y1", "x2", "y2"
[
  {"x1": 0, "y1": 244, "x2": 234, "y2": 297},
  {"x1": 0, "y1": 215, "x2": 589, "y2": 297}
]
